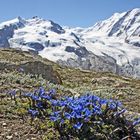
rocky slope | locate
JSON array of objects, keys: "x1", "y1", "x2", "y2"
[
  {"x1": 0, "y1": 48, "x2": 140, "y2": 112},
  {"x1": 0, "y1": 48, "x2": 140, "y2": 139},
  {"x1": 0, "y1": 9, "x2": 140, "y2": 78}
]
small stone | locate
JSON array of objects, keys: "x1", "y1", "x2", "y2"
[
  {"x1": 1, "y1": 133, "x2": 5, "y2": 136},
  {"x1": 6, "y1": 135, "x2": 13, "y2": 139},
  {"x1": 116, "y1": 92, "x2": 123, "y2": 97},
  {"x1": 31, "y1": 138, "x2": 36, "y2": 140},
  {"x1": 74, "y1": 93, "x2": 80, "y2": 97},
  {"x1": 2, "y1": 123, "x2": 7, "y2": 127},
  {"x1": 14, "y1": 132, "x2": 18, "y2": 136}
]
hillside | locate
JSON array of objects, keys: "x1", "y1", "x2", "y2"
[
  {"x1": 0, "y1": 48, "x2": 140, "y2": 110},
  {"x1": 0, "y1": 48, "x2": 140, "y2": 139}
]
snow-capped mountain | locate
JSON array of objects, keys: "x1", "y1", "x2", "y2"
[
  {"x1": 83, "y1": 8, "x2": 140, "y2": 37},
  {"x1": 0, "y1": 8, "x2": 140, "y2": 78}
]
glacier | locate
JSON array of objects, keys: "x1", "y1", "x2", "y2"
[{"x1": 0, "y1": 9, "x2": 140, "y2": 78}]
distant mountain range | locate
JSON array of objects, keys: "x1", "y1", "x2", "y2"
[{"x1": 0, "y1": 8, "x2": 140, "y2": 78}]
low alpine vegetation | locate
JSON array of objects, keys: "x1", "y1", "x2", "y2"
[{"x1": 9, "y1": 87, "x2": 140, "y2": 140}]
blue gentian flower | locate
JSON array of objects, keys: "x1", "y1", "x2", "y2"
[
  {"x1": 114, "y1": 109, "x2": 126, "y2": 117},
  {"x1": 59, "y1": 100, "x2": 67, "y2": 107},
  {"x1": 93, "y1": 106, "x2": 102, "y2": 115},
  {"x1": 50, "y1": 99, "x2": 59, "y2": 106},
  {"x1": 109, "y1": 103, "x2": 117, "y2": 110},
  {"x1": 72, "y1": 105, "x2": 83, "y2": 112},
  {"x1": 74, "y1": 122, "x2": 83, "y2": 129},
  {"x1": 60, "y1": 119, "x2": 64, "y2": 124},
  {"x1": 71, "y1": 111, "x2": 76, "y2": 118},
  {"x1": 99, "y1": 99, "x2": 108, "y2": 105},
  {"x1": 50, "y1": 111, "x2": 61, "y2": 122},
  {"x1": 116, "y1": 101, "x2": 122, "y2": 107},
  {"x1": 28, "y1": 109, "x2": 39, "y2": 117},
  {"x1": 41, "y1": 95, "x2": 51, "y2": 100},
  {"x1": 31, "y1": 95, "x2": 40, "y2": 101},
  {"x1": 52, "y1": 111, "x2": 61, "y2": 116},
  {"x1": 75, "y1": 112, "x2": 83, "y2": 119},
  {"x1": 49, "y1": 89, "x2": 56, "y2": 95},
  {"x1": 65, "y1": 112, "x2": 71, "y2": 119},
  {"x1": 24, "y1": 93, "x2": 32, "y2": 97},
  {"x1": 9, "y1": 90, "x2": 16, "y2": 96},
  {"x1": 36, "y1": 102, "x2": 44, "y2": 109},
  {"x1": 38, "y1": 87, "x2": 45, "y2": 96},
  {"x1": 84, "y1": 117, "x2": 90, "y2": 122},
  {"x1": 133, "y1": 118, "x2": 140, "y2": 126},
  {"x1": 85, "y1": 102, "x2": 92, "y2": 106},
  {"x1": 92, "y1": 95, "x2": 100, "y2": 102},
  {"x1": 83, "y1": 108, "x2": 92, "y2": 117},
  {"x1": 50, "y1": 116, "x2": 60, "y2": 122}
]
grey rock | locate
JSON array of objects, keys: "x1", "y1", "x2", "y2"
[
  {"x1": 0, "y1": 61, "x2": 62, "y2": 84},
  {"x1": 75, "y1": 47, "x2": 89, "y2": 57},
  {"x1": 0, "y1": 25, "x2": 14, "y2": 48},
  {"x1": 65, "y1": 46, "x2": 75, "y2": 52},
  {"x1": 26, "y1": 42, "x2": 44, "y2": 51},
  {"x1": 0, "y1": 17, "x2": 25, "y2": 48},
  {"x1": 49, "y1": 20, "x2": 65, "y2": 34},
  {"x1": 57, "y1": 51, "x2": 118, "y2": 74}
]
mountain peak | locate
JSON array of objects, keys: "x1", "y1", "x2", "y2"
[
  {"x1": 83, "y1": 8, "x2": 140, "y2": 37},
  {"x1": 110, "y1": 8, "x2": 140, "y2": 20},
  {"x1": 0, "y1": 16, "x2": 26, "y2": 29},
  {"x1": 129, "y1": 8, "x2": 140, "y2": 13},
  {"x1": 0, "y1": 9, "x2": 140, "y2": 79}
]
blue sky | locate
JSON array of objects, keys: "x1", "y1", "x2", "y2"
[{"x1": 0, "y1": 0, "x2": 139, "y2": 27}]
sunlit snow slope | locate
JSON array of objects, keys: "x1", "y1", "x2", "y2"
[{"x1": 0, "y1": 9, "x2": 140, "y2": 78}]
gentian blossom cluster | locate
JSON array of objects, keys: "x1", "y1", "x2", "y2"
[
  {"x1": 24, "y1": 87, "x2": 56, "y2": 118},
  {"x1": 10, "y1": 87, "x2": 140, "y2": 139},
  {"x1": 50, "y1": 94, "x2": 123, "y2": 129}
]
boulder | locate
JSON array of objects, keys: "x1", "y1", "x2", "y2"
[
  {"x1": 0, "y1": 61, "x2": 62, "y2": 84},
  {"x1": 19, "y1": 61, "x2": 62, "y2": 84}
]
